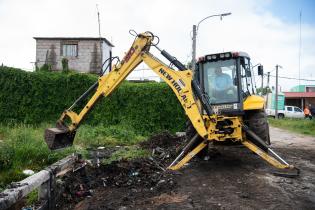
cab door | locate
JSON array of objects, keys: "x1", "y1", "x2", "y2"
[{"x1": 285, "y1": 106, "x2": 294, "y2": 117}]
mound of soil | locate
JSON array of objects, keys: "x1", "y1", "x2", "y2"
[
  {"x1": 140, "y1": 131, "x2": 186, "y2": 165},
  {"x1": 140, "y1": 131, "x2": 184, "y2": 150},
  {"x1": 54, "y1": 128, "x2": 315, "y2": 209},
  {"x1": 56, "y1": 131, "x2": 184, "y2": 209}
]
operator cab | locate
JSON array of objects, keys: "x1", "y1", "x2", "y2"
[{"x1": 196, "y1": 51, "x2": 255, "y2": 115}]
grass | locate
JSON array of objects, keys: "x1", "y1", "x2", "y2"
[
  {"x1": 0, "y1": 123, "x2": 147, "y2": 191},
  {"x1": 102, "y1": 146, "x2": 149, "y2": 165},
  {"x1": 268, "y1": 118, "x2": 315, "y2": 137},
  {"x1": 0, "y1": 123, "x2": 77, "y2": 190},
  {"x1": 76, "y1": 124, "x2": 146, "y2": 147}
]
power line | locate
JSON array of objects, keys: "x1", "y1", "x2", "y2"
[
  {"x1": 265, "y1": 74, "x2": 315, "y2": 82},
  {"x1": 298, "y1": 10, "x2": 302, "y2": 86}
]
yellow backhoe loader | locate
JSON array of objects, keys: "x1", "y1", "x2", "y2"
[{"x1": 44, "y1": 31, "x2": 298, "y2": 176}]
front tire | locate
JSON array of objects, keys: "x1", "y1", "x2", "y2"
[{"x1": 244, "y1": 110, "x2": 271, "y2": 146}]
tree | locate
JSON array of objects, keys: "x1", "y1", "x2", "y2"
[{"x1": 256, "y1": 86, "x2": 271, "y2": 95}]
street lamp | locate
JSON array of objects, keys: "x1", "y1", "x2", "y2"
[{"x1": 191, "y1": 12, "x2": 232, "y2": 70}]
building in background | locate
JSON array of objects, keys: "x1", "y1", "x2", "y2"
[
  {"x1": 284, "y1": 85, "x2": 315, "y2": 108},
  {"x1": 34, "y1": 37, "x2": 114, "y2": 73},
  {"x1": 266, "y1": 91, "x2": 285, "y2": 110}
]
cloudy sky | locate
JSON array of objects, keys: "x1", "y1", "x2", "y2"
[{"x1": 0, "y1": 0, "x2": 314, "y2": 90}]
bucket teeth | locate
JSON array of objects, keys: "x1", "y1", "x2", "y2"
[{"x1": 44, "y1": 127, "x2": 76, "y2": 150}]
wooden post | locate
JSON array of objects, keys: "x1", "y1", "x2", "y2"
[{"x1": 0, "y1": 154, "x2": 79, "y2": 210}]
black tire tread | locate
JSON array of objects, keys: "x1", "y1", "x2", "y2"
[
  {"x1": 244, "y1": 111, "x2": 271, "y2": 145},
  {"x1": 185, "y1": 120, "x2": 208, "y2": 158}
]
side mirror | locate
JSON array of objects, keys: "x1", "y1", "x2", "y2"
[{"x1": 258, "y1": 65, "x2": 264, "y2": 76}]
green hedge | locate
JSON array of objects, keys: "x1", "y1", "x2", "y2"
[{"x1": 0, "y1": 66, "x2": 186, "y2": 134}]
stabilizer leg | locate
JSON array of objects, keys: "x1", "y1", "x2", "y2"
[
  {"x1": 242, "y1": 139, "x2": 299, "y2": 177},
  {"x1": 168, "y1": 140, "x2": 208, "y2": 170}
]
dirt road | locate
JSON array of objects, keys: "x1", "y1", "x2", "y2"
[{"x1": 58, "y1": 127, "x2": 315, "y2": 210}]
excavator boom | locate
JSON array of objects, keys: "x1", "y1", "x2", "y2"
[{"x1": 45, "y1": 32, "x2": 210, "y2": 150}]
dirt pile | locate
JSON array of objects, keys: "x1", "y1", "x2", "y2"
[
  {"x1": 140, "y1": 131, "x2": 184, "y2": 150},
  {"x1": 56, "y1": 131, "x2": 185, "y2": 209},
  {"x1": 97, "y1": 158, "x2": 176, "y2": 188},
  {"x1": 140, "y1": 131, "x2": 186, "y2": 165},
  {"x1": 54, "y1": 128, "x2": 315, "y2": 209}
]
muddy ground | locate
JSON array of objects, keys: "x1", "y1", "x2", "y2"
[{"x1": 56, "y1": 127, "x2": 315, "y2": 210}]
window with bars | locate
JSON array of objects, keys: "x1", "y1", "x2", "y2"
[{"x1": 62, "y1": 44, "x2": 78, "y2": 57}]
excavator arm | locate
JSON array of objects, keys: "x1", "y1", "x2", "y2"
[{"x1": 44, "y1": 32, "x2": 210, "y2": 150}]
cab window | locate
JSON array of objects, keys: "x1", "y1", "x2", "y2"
[
  {"x1": 202, "y1": 59, "x2": 239, "y2": 104},
  {"x1": 240, "y1": 57, "x2": 254, "y2": 95}
]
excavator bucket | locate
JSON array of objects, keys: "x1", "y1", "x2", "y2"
[{"x1": 44, "y1": 127, "x2": 76, "y2": 150}]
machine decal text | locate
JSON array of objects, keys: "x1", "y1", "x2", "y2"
[{"x1": 159, "y1": 68, "x2": 188, "y2": 103}]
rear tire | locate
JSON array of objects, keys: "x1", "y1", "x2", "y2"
[
  {"x1": 185, "y1": 120, "x2": 208, "y2": 158},
  {"x1": 244, "y1": 110, "x2": 271, "y2": 146},
  {"x1": 278, "y1": 113, "x2": 284, "y2": 119}
]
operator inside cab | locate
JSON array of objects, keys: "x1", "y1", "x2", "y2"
[
  {"x1": 214, "y1": 67, "x2": 233, "y2": 91},
  {"x1": 205, "y1": 65, "x2": 238, "y2": 104}
]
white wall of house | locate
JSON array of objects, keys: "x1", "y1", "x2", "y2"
[{"x1": 102, "y1": 40, "x2": 112, "y2": 72}]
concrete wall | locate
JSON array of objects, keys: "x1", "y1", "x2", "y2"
[{"x1": 35, "y1": 39, "x2": 112, "y2": 73}]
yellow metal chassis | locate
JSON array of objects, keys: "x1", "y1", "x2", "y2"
[
  {"x1": 55, "y1": 32, "x2": 295, "y2": 172},
  {"x1": 168, "y1": 115, "x2": 294, "y2": 170}
]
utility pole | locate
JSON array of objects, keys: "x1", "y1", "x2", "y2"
[
  {"x1": 261, "y1": 72, "x2": 264, "y2": 95},
  {"x1": 275, "y1": 65, "x2": 282, "y2": 119},
  {"x1": 265, "y1": 72, "x2": 270, "y2": 107},
  {"x1": 192, "y1": 25, "x2": 197, "y2": 71},
  {"x1": 191, "y1": 12, "x2": 231, "y2": 71},
  {"x1": 275, "y1": 66, "x2": 278, "y2": 118},
  {"x1": 96, "y1": 4, "x2": 102, "y2": 73},
  {"x1": 298, "y1": 10, "x2": 302, "y2": 87}
]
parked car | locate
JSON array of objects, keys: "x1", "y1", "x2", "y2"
[{"x1": 266, "y1": 106, "x2": 304, "y2": 118}]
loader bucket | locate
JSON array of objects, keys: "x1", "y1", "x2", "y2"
[{"x1": 44, "y1": 127, "x2": 76, "y2": 150}]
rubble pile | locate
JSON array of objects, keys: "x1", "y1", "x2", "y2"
[
  {"x1": 56, "y1": 131, "x2": 185, "y2": 209},
  {"x1": 98, "y1": 158, "x2": 176, "y2": 188},
  {"x1": 141, "y1": 131, "x2": 186, "y2": 165}
]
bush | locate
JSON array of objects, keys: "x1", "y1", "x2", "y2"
[
  {"x1": 61, "y1": 58, "x2": 69, "y2": 73},
  {"x1": 39, "y1": 63, "x2": 51, "y2": 72},
  {"x1": 0, "y1": 66, "x2": 186, "y2": 135}
]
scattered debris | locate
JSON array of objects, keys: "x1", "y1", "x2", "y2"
[
  {"x1": 141, "y1": 131, "x2": 186, "y2": 165},
  {"x1": 22, "y1": 169, "x2": 35, "y2": 176},
  {"x1": 55, "y1": 131, "x2": 183, "y2": 209},
  {"x1": 51, "y1": 129, "x2": 315, "y2": 209}
]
